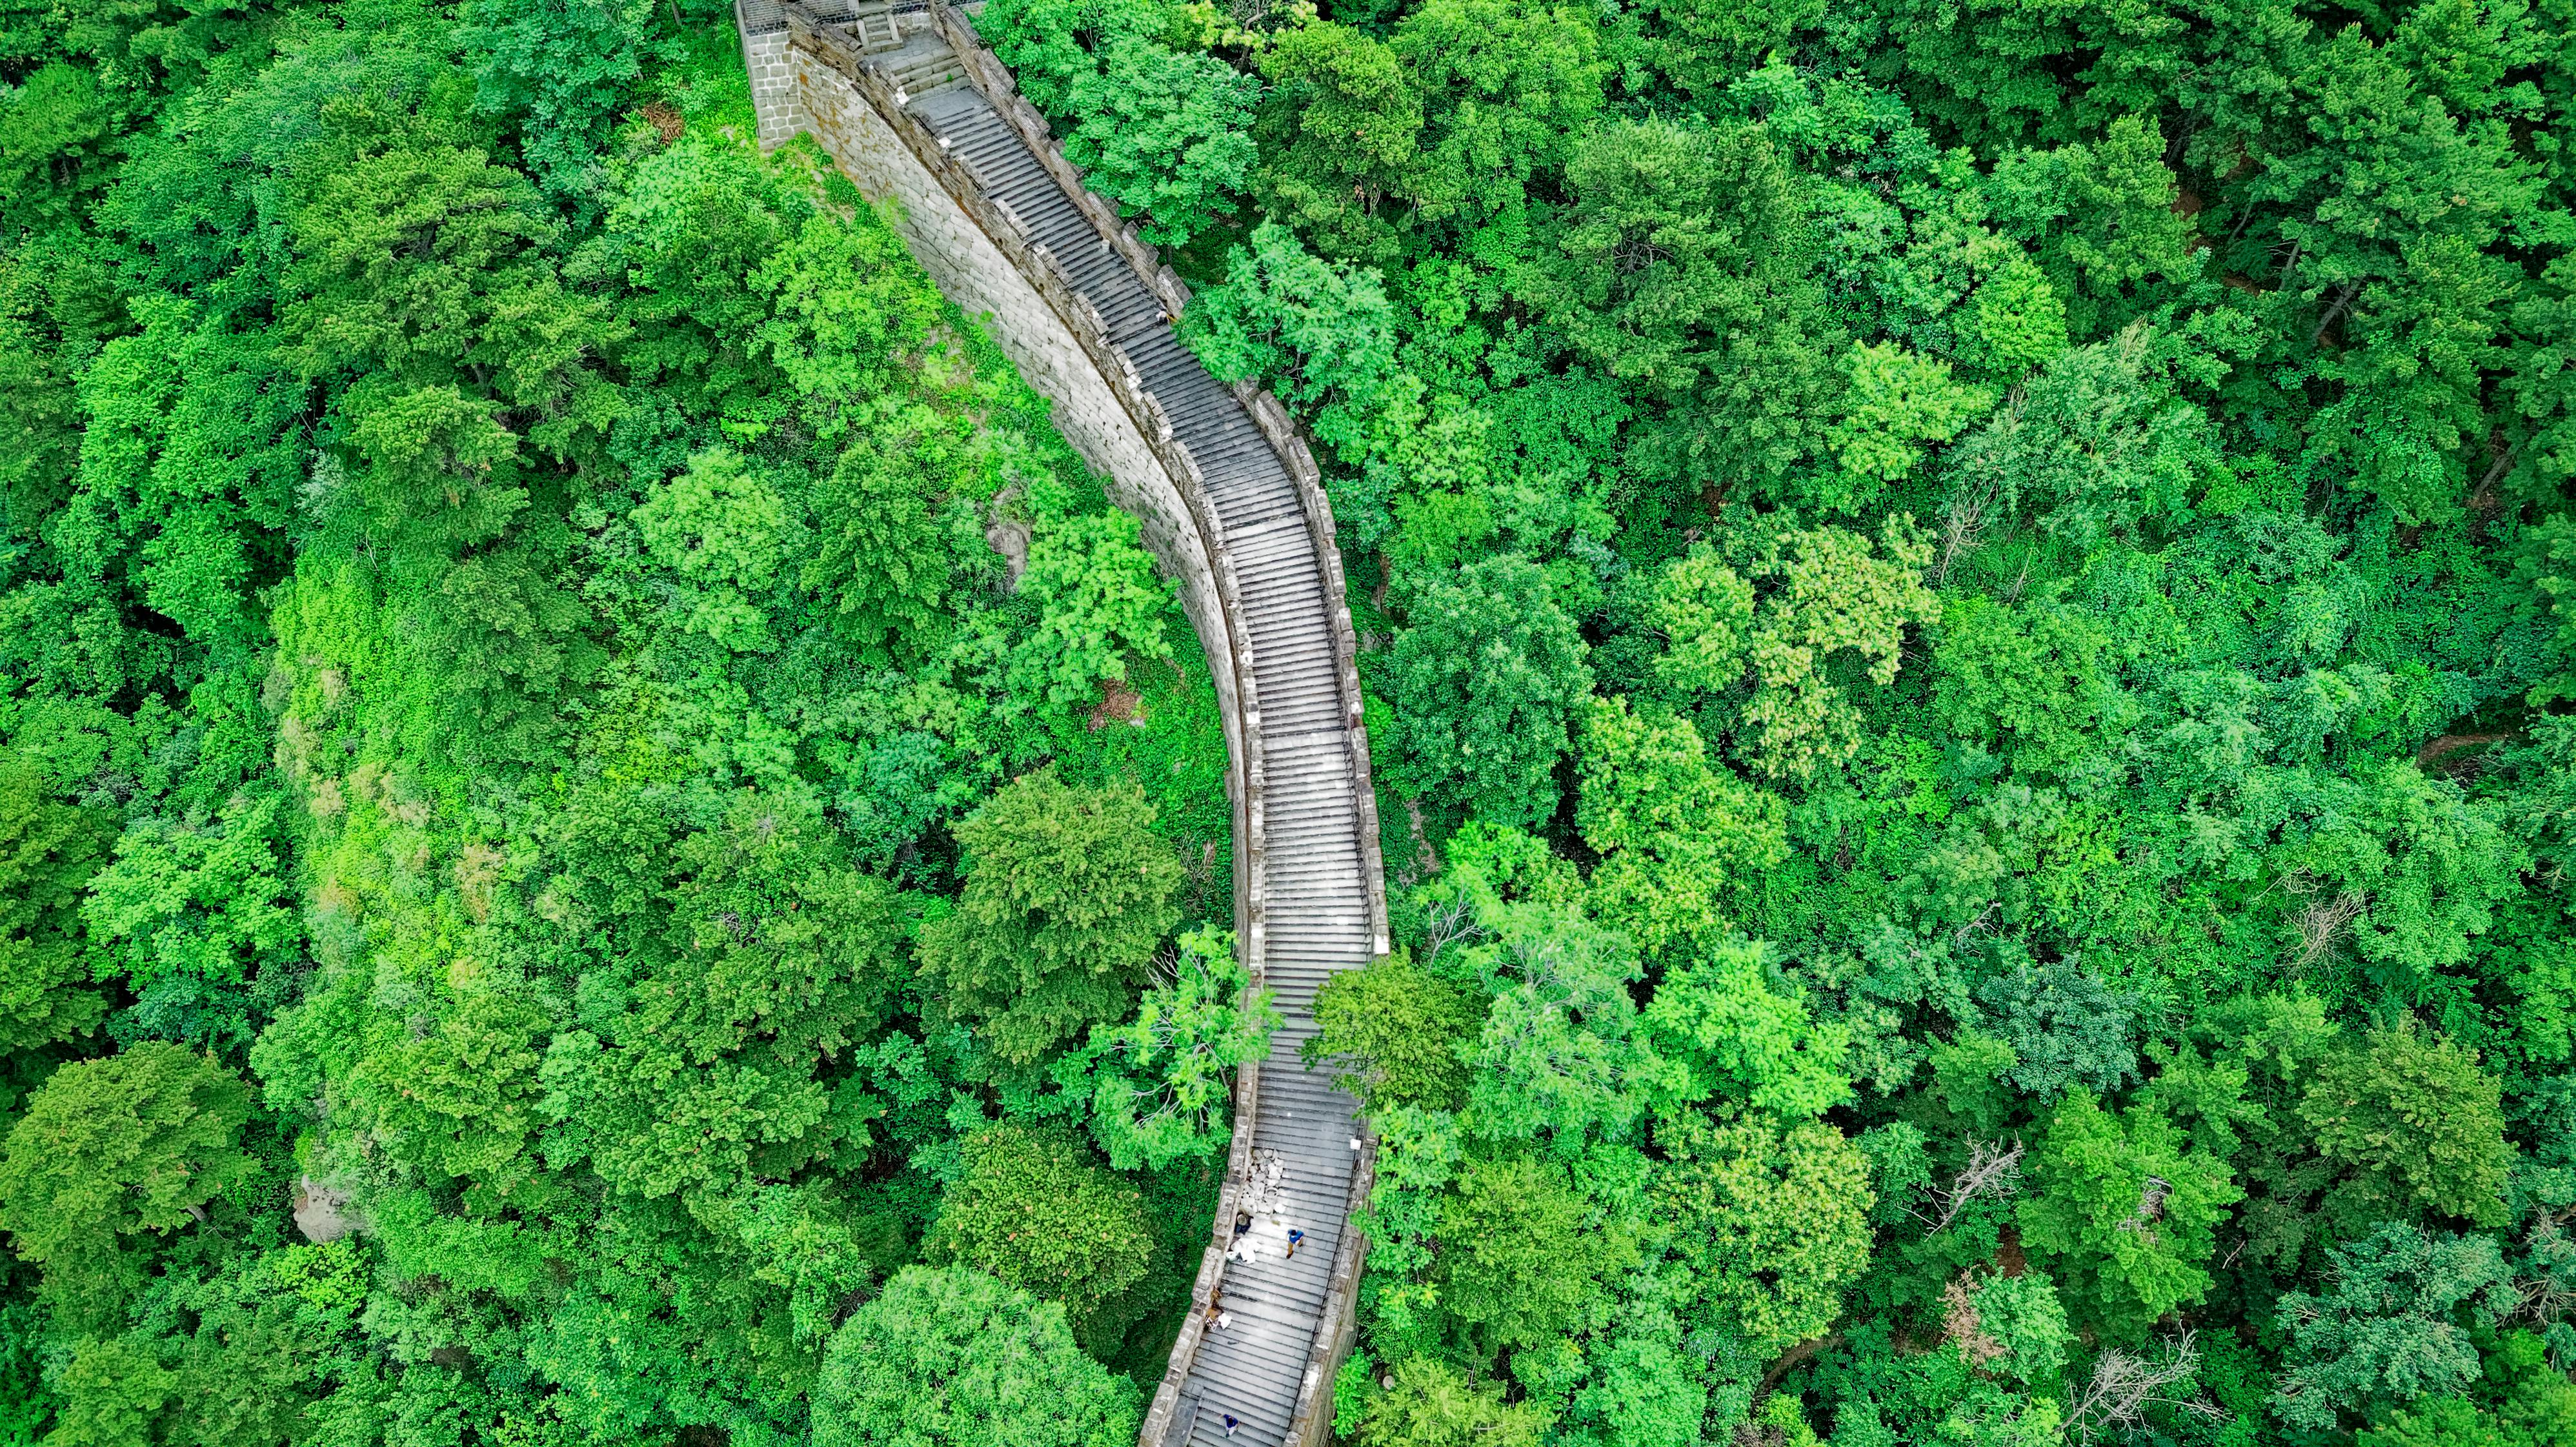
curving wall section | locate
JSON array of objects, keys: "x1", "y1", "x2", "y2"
[{"x1": 732, "y1": 5, "x2": 1390, "y2": 1445}]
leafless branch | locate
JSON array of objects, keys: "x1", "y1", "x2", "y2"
[
  {"x1": 1914, "y1": 1139, "x2": 2026, "y2": 1234},
  {"x1": 1949, "y1": 900, "x2": 2002, "y2": 953},
  {"x1": 2282, "y1": 869, "x2": 2364, "y2": 969},
  {"x1": 2311, "y1": 280, "x2": 2363, "y2": 345},
  {"x1": 1933, "y1": 387, "x2": 2021, "y2": 586},
  {"x1": 2065, "y1": 1333, "x2": 2221, "y2": 1442},
  {"x1": 2124, "y1": 1175, "x2": 2173, "y2": 1231},
  {"x1": 2477, "y1": 441, "x2": 2518, "y2": 499},
  {"x1": 1418, "y1": 887, "x2": 1485, "y2": 969},
  {"x1": 2513, "y1": 1210, "x2": 2576, "y2": 1326}
]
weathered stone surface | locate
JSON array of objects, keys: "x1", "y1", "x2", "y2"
[
  {"x1": 732, "y1": 12, "x2": 1389, "y2": 1445},
  {"x1": 292, "y1": 1176, "x2": 359, "y2": 1244}
]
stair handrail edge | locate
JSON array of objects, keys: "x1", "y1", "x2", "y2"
[
  {"x1": 892, "y1": 12, "x2": 1391, "y2": 1447},
  {"x1": 756, "y1": 11, "x2": 1386, "y2": 1445}
]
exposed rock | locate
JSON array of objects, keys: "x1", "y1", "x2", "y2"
[
  {"x1": 985, "y1": 514, "x2": 1030, "y2": 587},
  {"x1": 293, "y1": 1177, "x2": 360, "y2": 1244}
]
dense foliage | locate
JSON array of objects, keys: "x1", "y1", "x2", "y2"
[
  {"x1": 0, "y1": 0, "x2": 1254, "y2": 1438},
  {"x1": 980, "y1": 0, "x2": 2576, "y2": 1442},
  {"x1": 10, "y1": 0, "x2": 2576, "y2": 1441}
]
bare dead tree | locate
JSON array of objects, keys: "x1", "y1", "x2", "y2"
[
  {"x1": 1933, "y1": 391, "x2": 2020, "y2": 587},
  {"x1": 2064, "y1": 1333, "x2": 2222, "y2": 1443},
  {"x1": 2066, "y1": 1336, "x2": 2222, "y2": 1441},
  {"x1": 1942, "y1": 1275, "x2": 2004, "y2": 1368},
  {"x1": 1417, "y1": 885, "x2": 1485, "y2": 968},
  {"x1": 1949, "y1": 900, "x2": 2002, "y2": 953},
  {"x1": 2512, "y1": 1209, "x2": 2576, "y2": 1328},
  {"x1": 1915, "y1": 1139, "x2": 2027, "y2": 1234},
  {"x1": 2282, "y1": 869, "x2": 2366, "y2": 969}
]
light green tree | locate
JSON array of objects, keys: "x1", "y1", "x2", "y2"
[
  {"x1": 805, "y1": 418, "x2": 979, "y2": 662},
  {"x1": 1358, "y1": 1355, "x2": 1551, "y2": 1447},
  {"x1": 1254, "y1": 19, "x2": 1420, "y2": 261},
  {"x1": 1656, "y1": 1109, "x2": 1874, "y2": 1354},
  {"x1": 1008, "y1": 509, "x2": 1174, "y2": 710},
  {"x1": 1938, "y1": 325, "x2": 2217, "y2": 553},
  {"x1": 1387, "y1": 0, "x2": 1605, "y2": 225},
  {"x1": 816, "y1": 1265, "x2": 1142, "y2": 1447},
  {"x1": 2273, "y1": 764, "x2": 2522, "y2": 997},
  {"x1": 1434, "y1": 1153, "x2": 1635, "y2": 1354},
  {"x1": 84, "y1": 790, "x2": 302, "y2": 1049},
  {"x1": 1067, "y1": 43, "x2": 1256, "y2": 248},
  {"x1": 2298, "y1": 1024, "x2": 2515, "y2": 1229},
  {"x1": 1056, "y1": 927, "x2": 1278, "y2": 1170},
  {"x1": 754, "y1": 209, "x2": 947, "y2": 437},
  {"x1": 1464, "y1": 904, "x2": 1676, "y2": 1151},
  {"x1": 1180, "y1": 220, "x2": 1401, "y2": 469},
  {"x1": 556, "y1": 793, "x2": 907, "y2": 1199},
  {"x1": 634, "y1": 448, "x2": 787, "y2": 653},
  {"x1": 2016, "y1": 1089, "x2": 2242, "y2": 1342},
  {"x1": 1653, "y1": 521, "x2": 1939, "y2": 781},
  {"x1": 1575, "y1": 696, "x2": 1787, "y2": 953},
  {"x1": 1530, "y1": 117, "x2": 1842, "y2": 494},
  {"x1": 981, "y1": 0, "x2": 1257, "y2": 247},
  {"x1": 1635, "y1": 0, "x2": 1822, "y2": 99},
  {"x1": 1822, "y1": 341, "x2": 1995, "y2": 511},
  {"x1": 1642, "y1": 938, "x2": 1851, "y2": 1118}
]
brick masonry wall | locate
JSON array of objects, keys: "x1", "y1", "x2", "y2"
[
  {"x1": 738, "y1": 25, "x2": 805, "y2": 149},
  {"x1": 737, "y1": 23, "x2": 1384, "y2": 1447},
  {"x1": 748, "y1": 30, "x2": 1242, "y2": 755}
]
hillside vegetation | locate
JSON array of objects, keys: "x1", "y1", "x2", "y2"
[
  {"x1": 4, "y1": 0, "x2": 2576, "y2": 1444},
  {"x1": 996, "y1": 1, "x2": 2576, "y2": 1444},
  {"x1": 0, "y1": 2, "x2": 1256, "y2": 1440}
]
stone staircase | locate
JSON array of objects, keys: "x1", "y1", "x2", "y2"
[{"x1": 732, "y1": 6, "x2": 1391, "y2": 1446}]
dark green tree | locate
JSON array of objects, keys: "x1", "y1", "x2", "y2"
[
  {"x1": 916, "y1": 769, "x2": 1183, "y2": 1063},
  {"x1": 1382, "y1": 554, "x2": 1592, "y2": 829},
  {"x1": 0, "y1": 755, "x2": 108, "y2": 1051},
  {"x1": 2274, "y1": 1224, "x2": 2517, "y2": 1433},
  {"x1": 0, "y1": 1043, "x2": 252, "y2": 1320},
  {"x1": 923, "y1": 1123, "x2": 1154, "y2": 1331},
  {"x1": 1529, "y1": 117, "x2": 1842, "y2": 500}
]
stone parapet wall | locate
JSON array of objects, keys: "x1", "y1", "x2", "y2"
[
  {"x1": 753, "y1": 3, "x2": 1254, "y2": 853},
  {"x1": 736, "y1": 19, "x2": 803, "y2": 148},
  {"x1": 738, "y1": 13, "x2": 1382, "y2": 1446}
]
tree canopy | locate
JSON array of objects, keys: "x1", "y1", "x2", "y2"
[{"x1": 11, "y1": 0, "x2": 2576, "y2": 1440}]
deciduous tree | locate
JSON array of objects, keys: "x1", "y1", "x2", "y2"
[
  {"x1": 916, "y1": 769, "x2": 1182, "y2": 1063},
  {"x1": 1384, "y1": 554, "x2": 1592, "y2": 829},
  {"x1": 922, "y1": 1123, "x2": 1154, "y2": 1330},
  {"x1": 815, "y1": 1265, "x2": 1141, "y2": 1447}
]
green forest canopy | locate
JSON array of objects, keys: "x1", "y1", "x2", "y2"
[{"x1": 6, "y1": 0, "x2": 2576, "y2": 1443}]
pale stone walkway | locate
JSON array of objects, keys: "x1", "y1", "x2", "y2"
[{"x1": 734, "y1": 7, "x2": 1390, "y2": 1446}]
